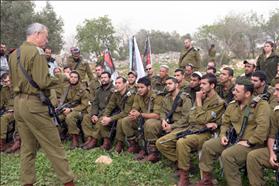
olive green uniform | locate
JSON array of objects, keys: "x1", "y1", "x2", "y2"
[
  {"x1": 59, "y1": 83, "x2": 89, "y2": 135},
  {"x1": 0, "y1": 85, "x2": 16, "y2": 140},
  {"x1": 66, "y1": 56, "x2": 94, "y2": 82},
  {"x1": 88, "y1": 77, "x2": 101, "y2": 101},
  {"x1": 8, "y1": 42, "x2": 74, "y2": 185},
  {"x1": 157, "y1": 93, "x2": 225, "y2": 171},
  {"x1": 208, "y1": 48, "x2": 216, "y2": 60},
  {"x1": 96, "y1": 88, "x2": 135, "y2": 139},
  {"x1": 253, "y1": 85, "x2": 277, "y2": 110},
  {"x1": 121, "y1": 91, "x2": 162, "y2": 141},
  {"x1": 216, "y1": 82, "x2": 234, "y2": 105},
  {"x1": 199, "y1": 98, "x2": 270, "y2": 186},
  {"x1": 184, "y1": 85, "x2": 200, "y2": 104},
  {"x1": 81, "y1": 82, "x2": 114, "y2": 139},
  {"x1": 246, "y1": 104, "x2": 279, "y2": 186},
  {"x1": 152, "y1": 75, "x2": 169, "y2": 96},
  {"x1": 256, "y1": 52, "x2": 279, "y2": 84},
  {"x1": 178, "y1": 47, "x2": 201, "y2": 71}
]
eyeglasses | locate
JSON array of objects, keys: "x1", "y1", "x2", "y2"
[{"x1": 146, "y1": 68, "x2": 152, "y2": 71}]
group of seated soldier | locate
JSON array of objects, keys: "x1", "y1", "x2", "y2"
[{"x1": 1, "y1": 44, "x2": 279, "y2": 186}]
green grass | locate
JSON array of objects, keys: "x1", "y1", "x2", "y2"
[{"x1": 1, "y1": 144, "x2": 277, "y2": 186}]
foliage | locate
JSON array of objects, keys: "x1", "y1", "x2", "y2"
[
  {"x1": 76, "y1": 15, "x2": 118, "y2": 57},
  {"x1": 34, "y1": 1, "x2": 64, "y2": 53},
  {"x1": 0, "y1": 1, "x2": 64, "y2": 53},
  {"x1": 1, "y1": 1, "x2": 35, "y2": 48}
]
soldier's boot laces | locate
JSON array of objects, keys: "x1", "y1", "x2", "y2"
[
  {"x1": 178, "y1": 169, "x2": 190, "y2": 186},
  {"x1": 83, "y1": 137, "x2": 97, "y2": 150},
  {"x1": 195, "y1": 171, "x2": 213, "y2": 186},
  {"x1": 127, "y1": 140, "x2": 140, "y2": 154},
  {"x1": 70, "y1": 134, "x2": 79, "y2": 150},
  {"x1": 134, "y1": 149, "x2": 146, "y2": 160},
  {"x1": 100, "y1": 137, "x2": 111, "y2": 151},
  {"x1": 114, "y1": 141, "x2": 124, "y2": 153},
  {"x1": 64, "y1": 181, "x2": 75, "y2": 186},
  {"x1": 6, "y1": 139, "x2": 21, "y2": 153},
  {"x1": 0, "y1": 139, "x2": 6, "y2": 152}
]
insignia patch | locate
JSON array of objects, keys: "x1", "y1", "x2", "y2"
[
  {"x1": 211, "y1": 111, "x2": 217, "y2": 119},
  {"x1": 36, "y1": 47, "x2": 45, "y2": 55}
]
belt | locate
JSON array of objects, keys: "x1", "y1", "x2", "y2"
[{"x1": 17, "y1": 93, "x2": 39, "y2": 100}]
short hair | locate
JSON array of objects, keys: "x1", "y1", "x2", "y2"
[
  {"x1": 96, "y1": 64, "x2": 104, "y2": 69},
  {"x1": 174, "y1": 68, "x2": 184, "y2": 75},
  {"x1": 116, "y1": 76, "x2": 127, "y2": 83},
  {"x1": 63, "y1": 66, "x2": 71, "y2": 71},
  {"x1": 70, "y1": 70, "x2": 80, "y2": 80},
  {"x1": 137, "y1": 76, "x2": 151, "y2": 87},
  {"x1": 44, "y1": 46, "x2": 52, "y2": 51},
  {"x1": 235, "y1": 79, "x2": 254, "y2": 94},
  {"x1": 207, "y1": 67, "x2": 216, "y2": 74},
  {"x1": 185, "y1": 63, "x2": 193, "y2": 69},
  {"x1": 101, "y1": 71, "x2": 111, "y2": 78},
  {"x1": 223, "y1": 67, "x2": 234, "y2": 77},
  {"x1": 166, "y1": 77, "x2": 178, "y2": 84},
  {"x1": 251, "y1": 71, "x2": 267, "y2": 82},
  {"x1": 201, "y1": 73, "x2": 217, "y2": 88},
  {"x1": 0, "y1": 72, "x2": 9, "y2": 81},
  {"x1": 265, "y1": 41, "x2": 274, "y2": 48},
  {"x1": 26, "y1": 23, "x2": 48, "y2": 37}
]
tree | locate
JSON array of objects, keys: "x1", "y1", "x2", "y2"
[
  {"x1": 1, "y1": 1, "x2": 35, "y2": 48},
  {"x1": 35, "y1": 1, "x2": 64, "y2": 53},
  {"x1": 263, "y1": 8, "x2": 279, "y2": 43},
  {"x1": 76, "y1": 15, "x2": 118, "y2": 57}
]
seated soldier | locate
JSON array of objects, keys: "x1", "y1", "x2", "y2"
[
  {"x1": 174, "y1": 68, "x2": 189, "y2": 92},
  {"x1": 196, "y1": 79, "x2": 270, "y2": 186},
  {"x1": 121, "y1": 77, "x2": 161, "y2": 158},
  {"x1": 0, "y1": 73, "x2": 20, "y2": 153},
  {"x1": 246, "y1": 78, "x2": 279, "y2": 186},
  {"x1": 58, "y1": 71, "x2": 89, "y2": 149},
  {"x1": 157, "y1": 73, "x2": 225, "y2": 186},
  {"x1": 81, "y1": 71, "x2": 114, "y2": 150},
  {"x1": 98, "y1": 76, "x2": 135, "y2": 151}
]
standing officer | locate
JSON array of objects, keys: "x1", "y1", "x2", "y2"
[
  {"x1": 8, "y1": 23, "x2": 74, "y2": 186},
  {"x1": 196, "y1": 79, "x2": 270, "y2": 186},
  {"x1": 246, "y1": 77, "x2": 279, "y2": 186},
  {"x1": 157, "y1": 74, "x2": 225, "y2": 186},
  {"x1": 178, "y1": 38, "x2": 201, "y2": 71}
]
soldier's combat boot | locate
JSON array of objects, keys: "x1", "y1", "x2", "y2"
[
  {"x1": 114, "y1": 141, "x2": 124, "y2": 153},
  {"x1": 134, "y1": 150, "x2": 146, "y2": 160},
  {"x1": 127, "y1": 140, "x2": 140, "y2": 154},
  {"x1": 195, "y1": 171, "x2": 213, "y2": 186},
  {"x1": 64, "y1": 181, "x2": 75, "y2": 186},
  {"x1": 0, "y1": 139, "x2": 6, "y2": 152},
  {"x1": 178, "y1": 169, "x2": 190, "y2": 186},
  {"x1": 83, "y1": 137, "x2": 97, "y2": 150},
  {"x1": 70, "y1": 134, "x2": 79, "y2": 150},
  {"x1": 6, "y1": 138, "x2": 21, "y2": 153},
  {"x1": 145, "y1": 146, "x2": 160, "y2": 163},
  {"x1": 100, "y1": 137, "x2": 111, "y2": 151}
]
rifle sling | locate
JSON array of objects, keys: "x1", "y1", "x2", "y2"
[
  {"x1": 236, "y1": 106, "x2": 250, "y2": 142},
  {"x1": 167, "y1": 91, "x2": 182, "y2": 123}
]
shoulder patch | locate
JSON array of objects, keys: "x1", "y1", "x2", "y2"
[
  {"x1": 36, "y1": 47, "x2": 45, "y2": 55},
  {"x1": 274, "y1": 105, "x2": 279, "y2": 111}
]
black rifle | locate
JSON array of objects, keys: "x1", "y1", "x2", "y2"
[
  {"x1": 159, "y1": 127, "x2": 211, "y2": 144},
  {"x1": 165, "y1": 91, "x2": 183, "y2": 124},
  {"x1": 273, "y1": 132, "x2": 279, "y2": 184},
  {"x1": 55, "y1": 100, "x2": 81, "y2": 115},
  {"x1": 137, "y1": 115, "x2": 146, "y2": 150},
  {"x1": 108, "y1": 108, "x2": 121, "y2": 141},
  {"x1": 16, "y1": 48, "x2": 62, "y2": 127},
  {"x1": 226, "y1": 106, "x2": 250, "y2": 146}
]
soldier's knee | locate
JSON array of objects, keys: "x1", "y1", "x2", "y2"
[
  {"x1": 246, "y1": 151, "x2": 258, "y2": 165},
  {"x1": 221, "y1": 149, "x2": 232, "y2": 162},
  {"x1": 156, "y1": 139, "x2": 162, "y2": 150}
]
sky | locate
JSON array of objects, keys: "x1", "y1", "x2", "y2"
[{"x1": 34, "y1": 1, "x2": 279, "y2": 47}]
